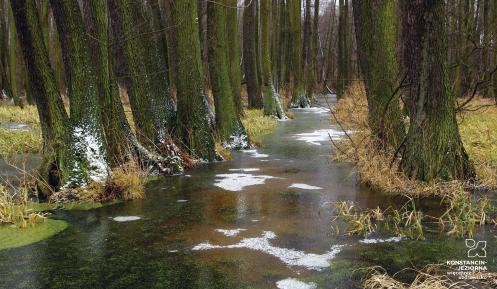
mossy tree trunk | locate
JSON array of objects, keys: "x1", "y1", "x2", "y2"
[
  {"x1": 337, "y1": 0, "x2": 350, "y2": 98},
  {"x1": 170, "y1": 0, "x2": 216, "y2": 161},
  {"x1": 352, "y1": 0, "x2": 404, "y2": 149},
  {"x1": 311, "y1": 0, "x2": 320, "y2": 91},
  {"x1": 110, "y1": 0, "x2": 176, "y2": 147},
  {"x1": 50, "y1": 0, "x2": 110, "y2": 186},
  {"x1": 261, "y1": 0, "x2": 285, "y2": 118},
  {"x1": 401, "y1": 0, "x2": 474, "y2": 182},
  {"x1": 243, "y1": 0, "x2": 263, "y2": 108},
  {"x1": 7, "y1": 3, "x2": 23, "y2": 108},
  {"x1": 10, "y1": 0, "x2": 77, "y2": 194},
  {"x1": 289, "y1": 0, "x2": 309, "y2": 107},
  {"x1": 207, "y1": 0, "x2": 249, "y2": 149},
  {"x1": 225, "y1": 0, "x2": 244, "y2": 117}
]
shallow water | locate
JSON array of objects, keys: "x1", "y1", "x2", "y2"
[{"x1": 0, "y1": 95, "x2": 495, "y2": 289}]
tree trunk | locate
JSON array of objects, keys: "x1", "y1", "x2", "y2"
[
  {"x1": 169, "y1": 0, "x2": 216, "y2": 161},
  {"x1": 7, "y1": 3, "x2": 23, "y2": 107},
  {"x1": 352, "y1": 0, "x2": 404, "y2": 148},
  {"x1": 261, "y1": 0, "x2": 285, "y2": 118},
  {"x1": 10, "y1": 0, "x2": 76, "y2": 195},
  {"x1": 243, "y1": 0, "x2": 263, "y2": 108},
  {"x1": 337, "y1": 0, "x2": 349, "y2": 98},
  {"x1": 311, "y1": 0, "x2": 320, "y2": 91},
  {"x1": 207, "y1": 0, "x2": 249, "y2": 149},
  {"x1": 289, "y1": 0, "x2": 309, "y2": 107},
  {"x1": 401, "y1": 0, "x2": 474, "y2": 182},
  {"x1": 226, "y1": 0, "x2": 244, "y2": 117}
]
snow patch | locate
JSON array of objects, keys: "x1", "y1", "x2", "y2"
[
  {"x1": 177, "y1": 200, "x2": 188, "y2": 203},
  {"x1": 222, "y1": 133, "x2": 250, "y2": 150},
  {"x1": 276, "y1": 278, "x2": 317, "y2": 289},
  {"x1": 215, "y1": 228, "x2": 247, "y2": 237},
  {"x1": 214, "y1": 173, "x2": 278, "y2": 191},
  {"x1": 72, "y1": 126, "x2": 109, "y2": 182},
  {"x1": 296, "y1": 107, "x2": 330, "y2": 114},
  {"x1": 242, "y1": 149, "x2": 269, "y2": 158},
  {"x1": 113, "y1": 216, "x2": 141, "y2": 222},
  {"x1": 229, "y1": 168, "x2": 260, "y2": 172},
  {"x1": 293, "y1": 129, "x2": 349, "y2": 145},
  {"x1": 359, "y1": 236, "x2": 406, "y2": 244},
  {"x1": 289, "y1": 183, "x2": 323, "y2": 190},
  {"x1": 193, "y1": 231, "x2": 344, "y2": 271}
]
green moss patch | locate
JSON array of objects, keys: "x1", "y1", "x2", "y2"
[{"x1": 0, "y1": 219, "x2": 68, "y2": 250}]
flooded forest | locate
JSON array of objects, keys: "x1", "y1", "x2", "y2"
[{"x1": 1, "y1": 0, "x2": 497, "y2": 288}]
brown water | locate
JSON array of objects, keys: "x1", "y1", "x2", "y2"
[{"x1": 0, "y1": 95, "x2": 495, "y2": 289}]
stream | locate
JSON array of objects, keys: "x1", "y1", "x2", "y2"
[{"x1": 0, "y1": 95, "x2": 495, "y2": 289}]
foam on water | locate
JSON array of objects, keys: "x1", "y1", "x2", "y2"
[
  {"x1": 193, "y1": 231, "x2": 344, "y2": 271},
  {"x1": 276, "y1": 278, "x2": 317, "y2": 289},
  {"x1": 293, "y1": 129, "x2": 349, "y2": 146},
  {"x1": 289, "y1": 183, "x2": 323, "y2": 190},
  {"x1": 229, "y1": 168, "x2": 260, "y2": 172},
  {"x1": 359, "y1": 236, "x2": 406, "y2": 244},
  {"x1": 112, "y1": 216, "x2": 141, "y2": 222},
  {"x1": 215, "y1": 228, "x2": 247, "y2": 237},
  {"x1": 214, "y1": 173, "x2": 277, "y2": 191},
  {"x1": 242, "y1": 149, "x2": 269, "y2": 158}
]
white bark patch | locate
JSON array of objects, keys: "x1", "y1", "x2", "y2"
[
  {"x1": 193, "y1": 231, "x2": 344, "y2": 271},
  {"x1": 112, "y1": 216, "x2": 141, "y2": 222},
  {"x1": 359, "y1": 236, "x2": 406, "y2": 244},
  {"x1": 276, "y1": 278, "x2": 317, "y2": 289},
  {"x1": 214, "y1": 173, "x2": 278, "y2": 191},
  {"x1": 288, "y1": 184, "x2": 323, "y2": 190},
  {"x1": 72, "y1": 126, "x2": 109, "y2": 182},
  {"x1": 293, "y1": 129, "x2": 349, "y2": 146},
  {"x1": 215, "y1": 228, "x2": 247, "y2": 237}
]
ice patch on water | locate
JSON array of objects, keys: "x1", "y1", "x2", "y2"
[
  {"x1": 276, "y1": 278, "x2": 317, "y2": 289},
  {"x1": 242, "y1": 149, "x2": 269, "y2": 158},
  {"x1": 289, "y1": 183, "x2": 323, "y2": 190},
  {"x1": 229, "y1": 168, "x2": 260, "y2": 172},
  {"x1": 293, "y1": 129, "x2": 349, "y2": 145},
  {"x1": 296, "y1": 107, "x2": 330, "y2": 114},
  {"x1": 214, "y1": 173, "x2": 277, "y2": 191},
  {"x1": 113, "y1": 216, "x2": 141, "y2": 222},
  {"x1": 177, "y1": 200, "x2": 188, "y2": 203},
  {"x1": 193, "y1": 231, "x2": 344, "y2": 271},
  {"x1": 359, "y1": 236, "x2": 406, "y2": 244},
  {"x1": 215, "y1": 228, "x2": 247, "y2": 237}
]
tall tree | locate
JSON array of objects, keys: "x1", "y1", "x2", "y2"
[
  {"x1": 261, "y1": 0, "x2": 285, "y2": 118},
  {"x1": 243, "y1": 0, "x2": 262, "y2": 108},
  {"x1": 352, "y1": 0, "x2": 404, "y2": 148},
  {"x1": 50, "y1": 0, "x2": 110, "y2": 186},
  {"x1": 110, "y1": 0, "x2": 176, "y2": 147},
  {"x1": 225, "y1": 0, "x2": 244, "y2": 117},
  {"x1": 169, "y1": 0, "x2": 216, "y2": 161},
  {"x1": 7, "y1": 2, "x2": 22, "y2": 107},
  {"x1": 207, "y1": 0, "x2": 249, "y2": 148},
  {"x1": 289, "y1": 0, "x2": 310, "y2": 107},
  {"x1": 311, "y1": 0, "x2": 320, "y2": 90},
  {"x1": 401, "y1": 0, "x2": 474, "y2": 181},
  {"x1": 10, "y1": 0, "x2": 80, "y2": 194},
  {"x1": 337, "y1": 0, "x2": 350, "y2": 98}
]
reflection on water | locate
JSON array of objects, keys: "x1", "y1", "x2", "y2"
[{"x1": 0, "y1": 95, "x2": 495, "y2": 289}]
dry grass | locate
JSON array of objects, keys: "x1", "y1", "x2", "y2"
[
  {"x1": 0, "y1": 105, "x2": 39, "y2": 125},
  {"x1": 0, "y1": 185, "x2": 45, "y2": 228},
  {"x1": 242, "y1": 109, "x2": 278, "y2": 145},
  {"x1": 363, "y1": 266, "x2": 492, "y2": 289}
]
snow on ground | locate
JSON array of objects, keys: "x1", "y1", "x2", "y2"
[
  {"x1": 293, "y1": 129, "x2": 349, "y2": 146},
  {"x1": 289, "y1": 183, "x2": 323, "y2": 190},
  {"x1": 214, "y1": 173, "x2": 277, "y2": 191},
  {"x1": 295, "y1": 107, "x2": 330, "y2": 114},
  {"x1": 242, "y1": 149, "x2": 269, "y2": 158},
  {"x1": 229, "y1": 168, "x2": 260, "y2": 172},
  {"x1": 276, "y1": 278, "x2": 317, "y2": 289},
  {"x1": 112, "y1": 216, "x2": 141, "y2": 222},
  {"x1": 193, "y1": 231, "x2": 344, "y2": 271},
  {"x1": 359, "y1": 236, "x2": 406, "y2": 244},
  {"x1": 215, "y1": 228, "x2": 247, "y2": 237}
]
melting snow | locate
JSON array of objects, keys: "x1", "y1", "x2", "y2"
[
  {"x1": 229, "y1": 168, "x2": 260, "y2": 172},
  {"x1": 289, "y1": 183, "x2": 323, "y2": 190},
  {"x1": 296, "y1": 107, "x2": 330, "y2": 114},
  {"x1": 215, "y1": 228, "x2": 247, "y2": 237},
  {"x1": 276, "y1": 278, "x2": 317, "y2": 289},
  {"x1": 72, "y1": 126, "x2": 109, "y2": 182},
  {"x1": 193, "y1": 231, "x2": 344, "y2": 271},
  {"x1": 242, "y1": 149, "x2": 269, "y2": 158},
  {"x1": 214, "y1": 173, "x2": 277, "y2": 191},
  {"x1": 293, "y1": 129, "x2": 349, "y2": 145},
  {"x1": 177, "y1": 200, "x2": 188, "y2": 203},
  {"x1": 113, "y1": 216, "x2": 141, "y2": 222},
  {"x1": 359, "y1": 236, "x2": 406, "y2": 244}
]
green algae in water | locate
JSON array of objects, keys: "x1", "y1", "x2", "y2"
[{"x1": 0, "y1": 219, "x2": 68, "y2": 250}]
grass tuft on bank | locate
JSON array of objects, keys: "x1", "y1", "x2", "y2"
[{"x1": 242, "y1": 109, "x2": 278, "y2": 145}]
